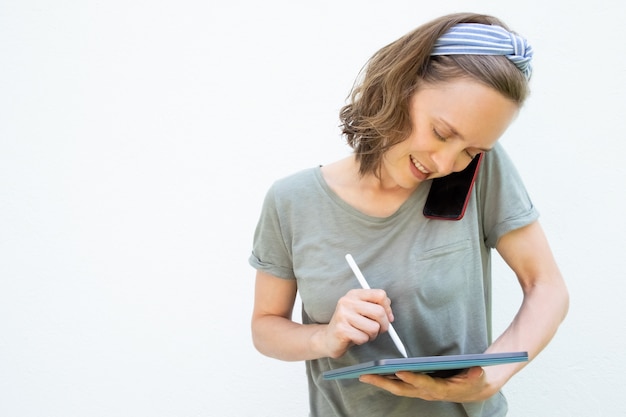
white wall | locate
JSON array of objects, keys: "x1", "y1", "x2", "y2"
[{"x1": 1, "y1": 1, "x2": 625, "y2": 416}]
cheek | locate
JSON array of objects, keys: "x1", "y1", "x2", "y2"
[
  {"x1": 385, "y1": 139, "x2": 412, "y2": 159},
  {"x1": 402, "y1": 131, "x2": 427, "y2": 151},
  {"x1": 452, "y1": 157, "x2": 473, "y2": 173}
]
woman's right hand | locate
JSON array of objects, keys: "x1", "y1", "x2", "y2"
[
  {"x1": 252, "y1": 271, "x2": 396, "y2": 361},
  {"x1": 322, "y1": 288, "x2": 396, "y2": 358}
]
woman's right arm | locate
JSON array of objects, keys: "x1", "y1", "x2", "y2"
[{"x1": 251, "y1": 270, "x2": 395, "y2": 361}]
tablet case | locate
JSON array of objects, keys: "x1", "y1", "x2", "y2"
[{"x1": 322, "y1": 351, "x2": 528, "y2": 380}]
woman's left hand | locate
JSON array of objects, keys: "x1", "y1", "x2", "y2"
[{"x1": 358, "y1": 366, "x2": 494, "y2": 403}]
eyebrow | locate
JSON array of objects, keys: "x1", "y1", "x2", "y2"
[{"x1": 438, "y1": 118, "x2": 494, "y2": 152}]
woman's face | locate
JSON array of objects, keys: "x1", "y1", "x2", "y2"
[{"x1": 379, "y1": 78, "x2": 519, "y2": 189}]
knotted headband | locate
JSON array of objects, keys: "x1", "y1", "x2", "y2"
[{"x1": 430, "y1": 23, "x2": 533, "y2": 80}]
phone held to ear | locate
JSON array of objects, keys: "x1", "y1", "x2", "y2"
[{"x1": 423, "y1": 153, "x2": 483, "y2": 221}]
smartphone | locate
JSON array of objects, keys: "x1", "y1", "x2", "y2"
[{"x1": 423, "y1": 153, "x2": 483, "y2": 220}]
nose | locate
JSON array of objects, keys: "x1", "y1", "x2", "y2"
[{"x1": 431, "y1": 148, "x2": 463, "y2": 176}]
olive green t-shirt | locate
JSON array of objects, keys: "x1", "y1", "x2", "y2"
[{"x1": 249, "y1": 143, "x2": 538, "y2": 417}]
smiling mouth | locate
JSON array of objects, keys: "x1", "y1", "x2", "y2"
[{"x1": 410, "y1": 155, "x2": 431, "y2": 175}]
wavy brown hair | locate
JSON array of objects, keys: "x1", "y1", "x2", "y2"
[{"x1": 340, "y1": 12, "x2": 530, "y2": 177}]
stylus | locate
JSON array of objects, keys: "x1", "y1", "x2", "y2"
[{"x1": 345, "y1": 254, "x2": 409, "y2": 358}]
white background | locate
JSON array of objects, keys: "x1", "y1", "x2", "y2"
[{"x1": 1, "y1": 1, "x2": 625, "y2": 416}]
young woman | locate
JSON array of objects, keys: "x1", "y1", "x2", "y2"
[{"x1": 249, "y1": 12, "x2": 569, "y2": 417}]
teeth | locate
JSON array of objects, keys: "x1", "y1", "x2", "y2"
[{"x1": 410, "y1": 155, "x2": 429, "y2": 174}]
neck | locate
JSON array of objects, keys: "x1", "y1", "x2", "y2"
[{"x1": 321, "y1": 156, "x2": 417, "y2": 218}]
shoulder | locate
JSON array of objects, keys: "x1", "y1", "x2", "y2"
[
  {"x1": 475, "y1": 141, "x2": 530, "y2": 192},
  {"x1": 475, "y1": 142, "x2": 523, "y2": 189},
  {"x1": 269, "y1": 167, "x2": 320, "y2": 197},
  {"x1": 261, "y1": 167, "x2": 324, "y2": 212},
  {"x1": 474, "y1": 143, "x2": 539, "y2": 247},
  {"x1": 479, "y1": 142, "x2": 514, "y2": 174}
]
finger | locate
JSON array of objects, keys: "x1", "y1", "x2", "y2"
[
  {"x1": 331, "y1": 320, "x2": 373, "y2": 346},
  {"x1": 345, "y1": 289, "x2": 395, "y2": 324},
  {"x1": 467, "y1": 366, "x2": 485, "y2": 380},
  {"x1": 359, "y1": 374, "x2": 406, "y2": 390},
  {"x1": 392, "y1": 372, "x2": 446, "y2": 400},
  {"x1": 339, "y1": 291, "x2": 392, "y2": 331},
  {"x1": 448, "y1": 366, "x2": 484, "y2": 382},
  {"x1": 359, "y1": 373, "x2": 432, "y2": 399},
  {"x1": 361, "y1": 289, "x2": 394, "y2": 322},
  {"x1": 394, "y1": 371, "x2": 435, "y2": 385},
  {"x1": 346, "y1": 312, "x2": 383, "y2": 341},
  {"x1": 328, "y1": 309, "x2": 383, "y2": 346},
  {"x1": 346, "y1": 288, "x2": 391, "y2": 306}
]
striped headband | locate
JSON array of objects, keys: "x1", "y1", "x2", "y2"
[{"x1": 430, "y1": 23, "x2": 533, "y2": 80}]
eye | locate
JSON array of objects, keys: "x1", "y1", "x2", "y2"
[{"x1": 432, "y1": 128, "x2": 447, "y2": 142}]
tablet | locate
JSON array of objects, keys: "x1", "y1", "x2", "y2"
[{"x1": 322, "y1": 351, "x2": 528, "y2": 380}]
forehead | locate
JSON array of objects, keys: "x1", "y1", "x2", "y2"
[{"x1": 411, "y1": 79, "x2": 519, "y2": 146}]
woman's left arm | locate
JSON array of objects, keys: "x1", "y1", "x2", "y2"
[
  {"x1": 360, "y1": 221, "x2": 569, "y2": 402},
  {"x1": 481, "y1": 220, "x2": 569, "y2": 390}
]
